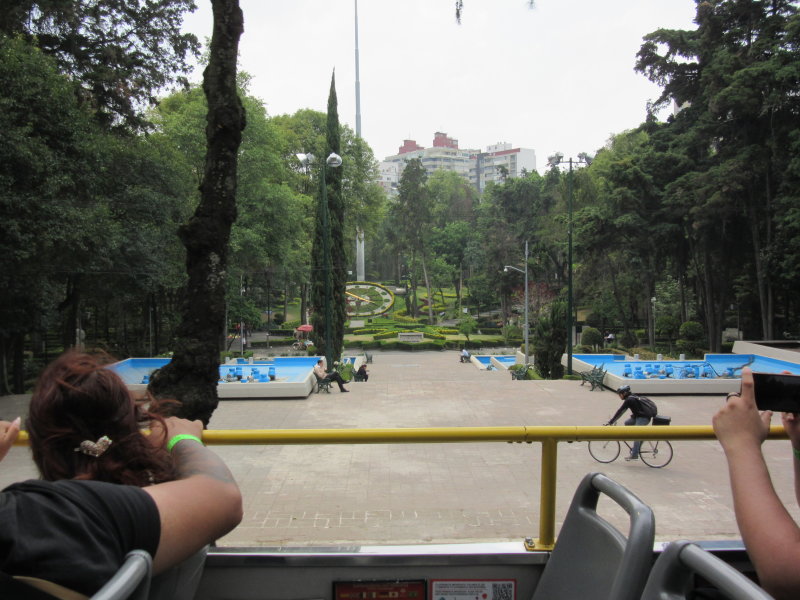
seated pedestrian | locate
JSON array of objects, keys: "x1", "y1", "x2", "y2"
[
  {"x1": 0, "y1": 413, "x2": 242, "y2": 598},
  {"x1": 355, "y1": 364, "x2": 369, "y2": 382},
  {"x1": 313, "y1": 359, "x2": 349, "y2": 392},
  {"x1": 16, "y1": 350, "x2": 242, "y2": 599},
  {"x1": 460, "y1": 348, "x2": 471, "y2": 363}
]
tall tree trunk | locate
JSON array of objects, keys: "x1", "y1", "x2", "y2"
[
  {"x1": 747, "y1": 196, "x2": 771, "y2": 339},
  {"x1": 12, "y1": 333, "x2": 23, "y2": 393},
  {"x1": 149, "y1": 0, "x2": 244, "y2": 426}
]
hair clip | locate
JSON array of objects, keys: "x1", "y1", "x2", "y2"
[{"x1": 74, "y1": 435, "x2": 112, "y2": 457}]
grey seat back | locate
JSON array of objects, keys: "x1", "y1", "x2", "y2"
[
  {"x1": 640, "y1": 540, "x2": 775, "y2": 600},
  {"x1": 91, "y1": 550, "x2": 152, "y2": 600},
  {"x1": 531, "y1": 472, "x2": 655, "y2": 600}
]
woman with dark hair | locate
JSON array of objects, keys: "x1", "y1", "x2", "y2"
[
  {"x1": 25, "y1": 351, "x2": 207, "y2": 600},
  {"x1": 27, "y1": 351, "x2": 176, "y2": 487}
]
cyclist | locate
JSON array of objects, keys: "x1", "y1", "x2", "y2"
[{"x1": 606, "y1": 385, "x2": 658, "y2": 461}]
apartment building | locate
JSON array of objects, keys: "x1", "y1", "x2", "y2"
[{"x1": 379, "y1": 133, "x2": 536, "y2": 195}]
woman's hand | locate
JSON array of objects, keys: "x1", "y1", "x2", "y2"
[
  {"x1": 713, "y1": 367, "x2": 772, "y2": 453},
  {"x1": 0, "y1": 417, "x2": 20, "y2": 463}
]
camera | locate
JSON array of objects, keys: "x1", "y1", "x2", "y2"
[{"x1": 752, "y1": 372, "x2": 800, "y2": 413}]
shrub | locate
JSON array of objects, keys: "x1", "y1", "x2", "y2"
[
  {"x1": 580, "y1": 326, "x2": 603, "y2": 348},
  {"x1": 502, "y1": 324, "x2": 522, "y2": 343},
  {"x1": 628, "y1": 347, "x2": 659, "y2": 361},
  {"x1": 620, "y1": 331, "x2": 637, "y2": 348},
  {"x1": 676, "y1": 321, "x2": 705, "y2": 356},
  {"x1": 679, "y1": 320, "x2": 704, "y2": 341},
  {"x1": 436, "y1": 328, "x2": 460, "y2": 335}
]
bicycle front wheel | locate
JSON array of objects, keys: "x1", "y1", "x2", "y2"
[
  {"x1": 588, "y1": 440, "x2": 621, "y2": 463},
  {"x1": 639, "y1": 440, "x2": 673, "y2": 468}
]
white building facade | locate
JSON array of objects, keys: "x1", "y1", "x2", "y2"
[{"x1": 380, "y1": 133, "x2": 536, "y2": 195}]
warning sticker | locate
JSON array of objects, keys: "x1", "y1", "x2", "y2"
[{"x1": 430, "y1": 579, "x2": 515, "y2": 600}]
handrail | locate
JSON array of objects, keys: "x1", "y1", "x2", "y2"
[{"x1": 12, "y1": 425, "x2": 789, "y2": 550}]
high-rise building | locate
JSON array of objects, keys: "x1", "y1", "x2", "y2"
[
  {"x1": 472, "y1": 142, "x2": 537, "y2": 193},
  {"x1": 380, "y1": 133, "x2": 536, "y2": 195}
]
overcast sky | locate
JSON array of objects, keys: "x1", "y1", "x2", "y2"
[{"x1": 181, "y1": 0, "x2": 698, "y2": 172}]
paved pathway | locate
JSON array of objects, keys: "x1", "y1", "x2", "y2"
[{"x1": 1, "y1": 350, "x2": 797, "y2": 548}]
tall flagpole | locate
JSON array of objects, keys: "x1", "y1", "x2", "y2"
[{"x1": 354, "y1": 0, "x2": 366, "y2": 281}]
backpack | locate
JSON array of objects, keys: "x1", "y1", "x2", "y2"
[{"x1": 636, "y1": 395, "x2": 658, "y2": 418}]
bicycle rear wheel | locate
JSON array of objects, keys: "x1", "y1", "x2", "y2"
[
  {"x1": 588, "y1": 440, "x2": 621, "y2": 463},
  {"x1": 639, "y1": 440, "x2": 673, "y2": 468}
]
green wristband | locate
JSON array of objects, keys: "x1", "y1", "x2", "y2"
[
  {"x1": 793, "y1": 447, "x2": 800, "y2": 461},
  {"x1": 166, "y1": 434, "x2": 204, "y2": 452}
]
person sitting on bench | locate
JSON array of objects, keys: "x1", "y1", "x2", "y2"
[
  {"x1": 354, "y1": 364, "x2": 369, "y2": 382},
  {"x1": 313, "y1": 359, "x2": 349, "y2": 392},
  {"x1": 460, "y1": 349, "x2": 471, "y2": 363}
]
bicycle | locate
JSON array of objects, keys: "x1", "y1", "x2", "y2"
[{"x1": 588, "y1": 421, "x2": 674, "y2": 468}]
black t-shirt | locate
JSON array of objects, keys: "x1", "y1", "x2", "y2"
[{"x1": 0, "y1": 479, "x2": 160, "y2": 595}]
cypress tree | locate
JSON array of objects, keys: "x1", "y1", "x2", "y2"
[{"x1": 310, "y1": 72, "x2": 346, "y2": 365}]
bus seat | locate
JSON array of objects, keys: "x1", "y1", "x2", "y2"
[
  {"x1": 531, "y1": 472, "x2": 655, "y2": 600},
  {"x1": 640, "y1": 540, "x2": 774, "y2": 599},
  {"x1": 91, "y1": 550, "x2": 152, "y2": 600},
  {"x1": 148, "y1": 545, "x2": 207, "y2": 600}
]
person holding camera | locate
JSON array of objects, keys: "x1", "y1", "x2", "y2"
[
  {"x1": 713, "y1": 367, "x2": 800, "y2": 600},
  {"x1": 607, "y1": 385, "x2": 658, "y2": 460}
]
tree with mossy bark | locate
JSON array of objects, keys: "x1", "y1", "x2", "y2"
[{"x1": 148, "y1": 0, "x2": 244, "y2": 426}]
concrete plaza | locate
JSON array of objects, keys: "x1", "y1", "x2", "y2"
[{"x1": 1, "y1": 349, "x2": 798, "y2": 548}]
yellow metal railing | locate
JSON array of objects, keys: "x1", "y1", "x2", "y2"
[{"x1": 14, "y1": 425, "x2": 789, "y2": 550}]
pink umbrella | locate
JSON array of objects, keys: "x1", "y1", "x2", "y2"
[{"x1": 296, "y1": 324, "x2": 313, "y2": 332}]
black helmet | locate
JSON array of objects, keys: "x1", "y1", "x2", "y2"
[{"x1": 616, "y1": 385, "x2": 631, "y2": 396}]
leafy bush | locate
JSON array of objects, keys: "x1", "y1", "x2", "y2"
[
  {"x1": 620, "y1": 331, "x2": 637, "y2": 348},
  {"x1": 580, "y1": 326, "x2": 603, "y2": 348},
  {"x1": 627, "y1": 347, "x2": 660, "y2": 360},
  {"x1": 423, "y1": 332, "x2": 446, "y2": 340},
  {"x1": 676, "y1": 320, "x2": 705, "y2": 357},
  {"x1": 679, "y1": 321, "x2": 704, "y2": 340},
  {"x1": 502, "y1": 324, "x2": 522, "y2": 343},
  {"x1": 374, "y1": 331, "x2": 400, "y2": 340},
  {"x1": 436, "y1": 328, "x2": 460, "y2": 335}
]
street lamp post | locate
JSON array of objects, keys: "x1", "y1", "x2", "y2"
[
  {"x1": 547, "y1": 153, "x2": 592, "y2": 375},
  {"x1": 296, "y1": 152, "x2": 342, "y2": 369},
  {"x1": 504, "y1": 240, "x2": 529, "y2": 365}
]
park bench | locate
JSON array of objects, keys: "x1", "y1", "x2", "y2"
[
  {"x1": 315, "y1": 374, "x2": 333, "y2": 393},
  {"x1": 510, "y1": 364, "x2": 530, "y2": 380},
  {"x1": 580, "y1": 365, "x2": 607, "y2": 391},
  {"x1": 364, "y1": 352, "x2": 373, "y2": 364}
]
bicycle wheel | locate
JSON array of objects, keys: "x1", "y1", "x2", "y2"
[
  {"x1": 588, "y1": 440, "x2": 621, "y2": 463},
  {"x1": 639, "y1": 440, "x2": 673, "y2": 468}
]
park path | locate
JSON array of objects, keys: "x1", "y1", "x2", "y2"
[{"x1": 1, "y1": 349, "x2": 796, "y2": 547}]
